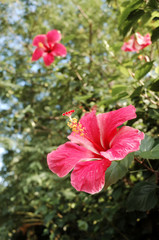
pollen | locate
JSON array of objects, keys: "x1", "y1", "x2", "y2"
[
  {"x1": 38, "y1": 42, "x2": 44, "y2": 48},
  {"x1": 62, "y1": 110, "x2": 85, "y2": 136}
]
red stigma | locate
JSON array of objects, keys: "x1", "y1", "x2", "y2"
[{"x1": 62, "y1": 109, "x2": 75, "y2": 117}]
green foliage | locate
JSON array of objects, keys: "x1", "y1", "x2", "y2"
[
  {"x1": 0, "y1": 0, "x2": 159, "y2": 239},
  {"x1": 126, "y1": 182, "x2": 158, "y2": 212},
  {"x1": 135, "y1": 62, "x2": 153, "y2": 80},
  {"x1": 150, "y1": 79, "x2": 159, "y2": 92},
  {"x1": 119, "y1": 0, "x2": 143, "y2": 34},
  {"x1": 105, "y1": 153, "x2": 134, "y2": 189},
  {"x1": 136, "y1": 135, "x2": 159, "y2": 159}
]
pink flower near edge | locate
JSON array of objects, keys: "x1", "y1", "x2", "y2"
[
  {"x1": 47, "y1": 105, "x2": 144, "y2": 194},
  {"x1": 121, "y1": 32, "x2": 152, "y2": 52},
  {"x1": 32, "y1": 29, "x2": 67, "y2": 66}
]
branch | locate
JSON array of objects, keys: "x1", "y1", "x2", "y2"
[
  {"x1": 76, "y1": 5, "x2": 93, "y2": 70},
  {"x1": 134, "y1": 157, "x2": 159, "y2": 184},
  {"x1": 134, "y1": 157, "x2": 156, "y2": 173}
]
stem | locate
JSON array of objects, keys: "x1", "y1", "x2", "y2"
[
  {"x1": 130, "y1": 169, "x2": 148, "y2": 173},
  {"x1": 146, "y1": 159, "x2": 153, "y2": 169},
  {"x1": 76, "y1": 4, "x2": 93, "y2": 70},
  {"x1": 88, "y1": 21, "x2": 93, "y2": 70},
  {"x1": 134, "y1": 157, "x2": 157, "y2": 174},
  {"x1": 150, "y1": 44, "x2": 153, "y2": 61}
]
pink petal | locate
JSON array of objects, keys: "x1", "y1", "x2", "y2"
[
  {"x1": 144, "y1": 34, "x2": 152, "y2": 45},
  {"x1": 68, "y1": 111, "x2": 103, "y2": 154},
  {"x1": 135, "y1": 33, "x2": 145, "y2": 45},
  {"x1": 46, "y1": 29, "x2": 61, "y2": 44},
  {"x1": 71, "y1": 159, "x2": 111, "y2": 194},
  {"x1": 52, "y1": 43, "x2": 67, "y2": 57},
  {"x1": 32, "y1": 48, "x2": 44, "y2": 61},
  {"x1": 133, "y1": 33, "x2": 151, "y2": 52},
  {"x1": 47, "y1": 142, "x2": 95, "y2": 177},
  {"x1": 100, "y1": 126, "x2": 144, "y2": 161},
  {"x1": 122, "y1": 33, "x2": 151, "y2": 52},
  {"x1": 80, "y1": 111, "x2": 103, "y2": 151},
  {"x1": 68, "y1": 134, "x2": 100, "y2": 155},
  {"x1": 121, "y1": 39, "x2": 136, "y2": 52},
  {"x1": 32, "y1": 34, "x2": 47, "y2": 47},
  {"x1": 43, "y1": 53, "x2": 54, "y2": 66},
  {"x1": 135, "y1": 32, "x2": 151, "y2": 47},
  {"x1": 97, "y1": 105, "x2": 136, "y2": 150}
]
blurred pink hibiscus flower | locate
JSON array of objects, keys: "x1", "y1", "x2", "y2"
[
  {"x1": 121, "y1": 32, "x2": 152, "y2": 52},
  {"x1": 32, "y1": 29, "x2": 67, "y2": 66},
  {"x1": 47, "y1": 105, "x2": 144, "y2": 194}
]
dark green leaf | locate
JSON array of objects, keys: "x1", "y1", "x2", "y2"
[
  {"x1": 135, "y1": 62, "x2": 153, "y2": 80},
  {"x1": 150, "y1": 79, "x2": 159, "y2": 92},
  {"x1": 126, "y1": 182, "x2": 158, "y2": 212},
  {"x1": 77, "y1": 220, "x2": 88, "y2": 231},
  {"x1": 138, "y1": 144, "x2": 159, "y2": 160},
  {"x1": 120, "y1": 9, "x2": 145, "y2": 36},
  {"x1": 130, "y1": 86, "x2": 143, "y2": 99},
  {"x1": 127, "y1": 9, "x2": 145, "y2": 21},
  {"x1": 119, "y1": 0, "x2": 143, "y2": 29},
  {"x1": 105, "y1": 153, "x2": 134, "y2": 189},
  {"x1": 151, "y1": 27, "x2": 159, "y2": 42},
  {"x1": 148, "y1": 0, "x2": 159, "y2": 9}
]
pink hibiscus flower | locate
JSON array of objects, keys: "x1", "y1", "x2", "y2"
[
  {"x1": 47, "y1": 105, "x2": 144, "y2": 194},
  {"x1": 121, "y1": 32, "x2": 152, "y2": 52},
  {"x1": 32, "y1": 29, "x2": 67, "y2": 66}
]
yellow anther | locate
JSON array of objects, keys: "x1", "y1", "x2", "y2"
[
  {"x1": 67, "y1": 117, "x2": 85, "y2": 136},
  {"x1": 63, "y1": 110, "x2": 85, "y2": 137},
  {"x1": 38, "y1": 42, "x2": 44, "y2": 48}
]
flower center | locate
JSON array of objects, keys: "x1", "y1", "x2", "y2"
[{"x1": 62, "y1": 110, "x2": 85, "y2": 136}]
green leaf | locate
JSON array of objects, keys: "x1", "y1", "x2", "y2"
[
  {"x1": 140, "y1": 12, "x2": 151, "y2": 25},
  {"x1": 127, "y1": 9, "x2": 144, "y2": 21},
  {"x1": 150, "y1": 79, "x2": 159, "y2": 92},
  {"x1": 77, "y1": 220, "x2": 88, "y2": 231},
  {"x1": 99, "y1": 91, "x2": 128, "y2": 106},
  {"x1": 120, "y1": 9, "x2": 145, "y2": 36},
  {"x1": 126, "y1": 182, "x2": 158, "y2": 212},
  {"x1": 137, "y1": 135, "x2": 155, "y2": 153},
  {"x1": 44, "y1": 212, "x2": 55, "y2": 224},
  {"x1": 111, "y1": 84, "x2": 127, "y2": 96},
  {"x1": 119, "y1": 0, "x2": 143, "y2": 29},
  {"x1": 135, "y1": 62, "x2": 153, "y2": 80},
  {"x1": 104, "y1": 153, "x2": 134, "y2": 189},
  {"x1": 62, "y1": 34, "x2": 75, "y2": 43},
  {"x1": 138, "y1": 144, "x2": 159, "y2": 160},
  {"x1": 74, "y1": 94, "x2": 93, "y2": 103},
  {"x1": 61, "y1": 188, "x2": 76, "y2": 200},
  {"x1": 130, "y1": 86, "x2": 143, "y2": 99},
  {"x1": 148, "y1": 0, "x2": 159, "y2": 9},
  {"x1": 119, "y1": 66, "x2": 130, "y2": 76},
  {"x1": 151, "y1": 27, "x2": 159, "y2": 42},
  {"x1": 136, "y1": 135, "x2": 159, "y2": 159}
]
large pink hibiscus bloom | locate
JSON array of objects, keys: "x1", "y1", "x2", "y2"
[
  {"x1": 121, "y1": 32, "x2": 151, "y2": 52},
  {"x1": 47, "y1": 105, "x2": 144, "y2": 194},
  {"x1": 32, "y1": 29, "x2": 67, "y2": 66}
]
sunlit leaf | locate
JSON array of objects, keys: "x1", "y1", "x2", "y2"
[{"x1": 135, "y1": 62, "x2": 153, "y2": 80}]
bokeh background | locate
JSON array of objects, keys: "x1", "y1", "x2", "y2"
[{"x1": 0, "y1": 0, "x2": 159, "y2": 239}]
